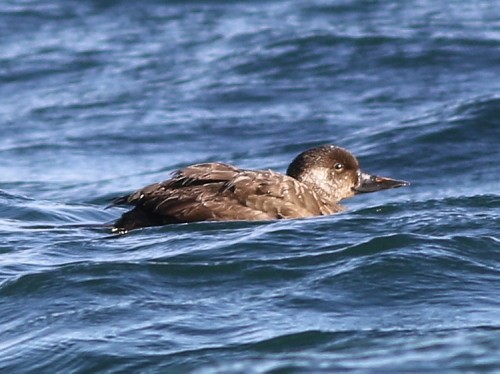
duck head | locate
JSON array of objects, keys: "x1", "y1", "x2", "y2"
[{"x1": 286, "y1": 145, "x2": 409, "y2": 203}]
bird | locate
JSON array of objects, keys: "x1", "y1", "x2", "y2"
[{"x1": 110, "y1": 145, "x2": 409, "y2": 232}]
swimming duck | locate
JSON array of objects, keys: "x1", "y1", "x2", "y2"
[{"x1": 111, "y1": 145, "x2": 409, "y2": 232}]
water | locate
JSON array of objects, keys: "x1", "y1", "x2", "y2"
[{"x1": 1, "y1": 0, "x2": 499, "y2": 372}]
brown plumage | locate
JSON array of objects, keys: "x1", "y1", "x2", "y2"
[{"x1": 111, "y1": 145, "x2": 409, "y2": 232}]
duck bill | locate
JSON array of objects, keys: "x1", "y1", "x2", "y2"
[{"x1": 354, "y1": 171, "x2": 409, "y2": 193}]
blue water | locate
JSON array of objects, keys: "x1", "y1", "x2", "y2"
[{"x1": 1, "y1": 0, "x2": 499, "y2": 372}]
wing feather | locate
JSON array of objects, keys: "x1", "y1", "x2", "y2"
[{"x1": 112, "y1": 163, "x2": 330, "y2": 228}]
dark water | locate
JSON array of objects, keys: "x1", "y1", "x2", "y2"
[{"x1": 1, "y1": 0, "x2": 499, "y2": 372}]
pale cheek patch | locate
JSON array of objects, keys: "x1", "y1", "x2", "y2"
[{"x1": 307, "y1": 167, "x2": 331, "y2": 184}]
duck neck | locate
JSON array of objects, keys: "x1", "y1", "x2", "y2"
[{"x1": 292, "y1": 167, "x2": 341, "y2": 204}]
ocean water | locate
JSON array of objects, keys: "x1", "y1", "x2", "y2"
[{"x1": 1, "y1": 0, "x2": 499, "y2": 372}]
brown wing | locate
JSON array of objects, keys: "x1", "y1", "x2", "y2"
[
  {"x1": 111, "y1": 163, "x2": 240, "y2": 206},
  {"x1": 112, "y1": 163, "x2": 329, "y2": 230}
]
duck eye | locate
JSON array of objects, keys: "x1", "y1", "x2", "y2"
[{"x1": 334, "y1": 163, "x2": 344, "y2": 170}]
